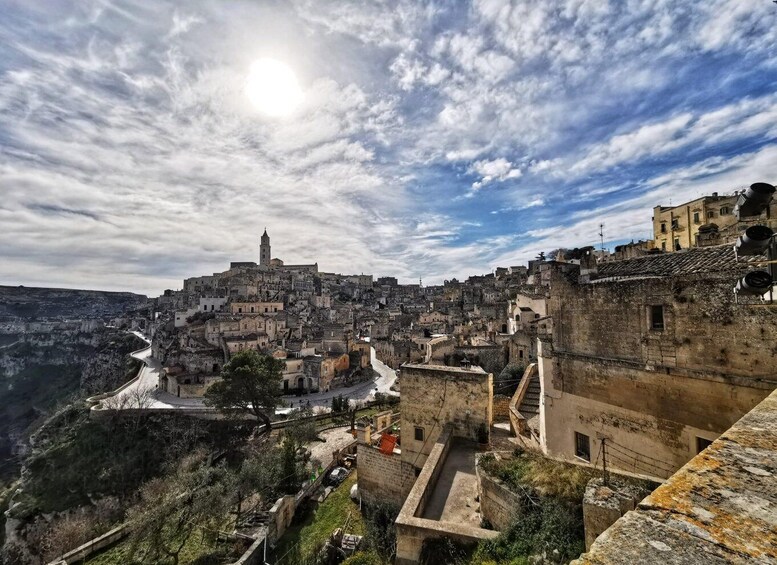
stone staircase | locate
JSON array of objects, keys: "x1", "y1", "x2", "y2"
[{"x1": 518, "y1": 371, "x2": 541, "y2": 420}]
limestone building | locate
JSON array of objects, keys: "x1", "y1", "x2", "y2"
[
  {"x1": 260, "y1": 228, "x2": 271, "y2": 267},
  {"x1": 652, "y1": 193, "x2": 738, "y2": 251},
  {"x1": 538, "y1": 246, "x2": 777, "y2": 479}
]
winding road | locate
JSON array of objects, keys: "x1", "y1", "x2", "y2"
[{"x1": 92, "y1": 333, "x2": 397, "y2": 413}]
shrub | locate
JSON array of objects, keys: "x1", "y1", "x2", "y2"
[{"x1": 420, "y1": 537, "x2": 476, "y2": 565}]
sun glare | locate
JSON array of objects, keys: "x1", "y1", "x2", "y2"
[{"x1": 245, "y1": 58, "x2": 303, "y2": 117}]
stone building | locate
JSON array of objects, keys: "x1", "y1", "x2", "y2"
[
  {"x1": 260, "y1": 228, "x2": 271, "y2": 267},
  {"x1": 652, "y1": 193, "x2": 738, "y2": 251},
  {"x1": 538, "y1": 246, "x2": 777, "y2": 479},
  {"x1": 354, "y1": 363, "x2": 496, "y2": 564}
]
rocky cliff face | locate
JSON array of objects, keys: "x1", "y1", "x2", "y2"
[
  {"x1": 0, "y1": 285, "x2": 147, "y2": 320},
  {"x1": 0, "y1": 329, "x2": 144, "y2": 480}
]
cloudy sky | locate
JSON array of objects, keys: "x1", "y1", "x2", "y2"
[{"x1": 2, "y1": 1, "x2": 777, "y2": 295}]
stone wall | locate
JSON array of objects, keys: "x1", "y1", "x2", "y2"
[
  {"x1": 540, "y1": 270, "x2": 777, "y2": 477},
  {"x1": 572, "y1": 387, "x2": 777, "y2": 564},
  {"x1": 452, "y1": 345, "x2": 506, "y2": 375},
  {"x1": 395, "y1": 427, "x2": 498, "y2": 564},
  {"x1": 356, "y1": 443, "x2": 415, "y2": 507},
  {"x1": 400, "y1": 364, "x2": 493, "y2": 471},
  {"x1": 492, "y1": 394, "x2": 510, "y2": 423},
  {"x1": 476, "y1": 463, "x2": 522, "y2": 531},
  {"x1": 581, "y1": 478, "x2": 650, "y2": 550}
]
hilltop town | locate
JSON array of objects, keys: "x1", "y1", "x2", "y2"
[{"x1": 2, "y1": 185, "x2": 776, "y2": 565}]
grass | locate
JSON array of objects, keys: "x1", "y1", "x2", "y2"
[
  {"x1": 271, "y1": 471, "x2": 365, "y2": 565},
  {"x1": 479, "y1": 450, "x2": 597, "y2": 502},
  {"x1": 313, "y1": 404, "x2": 395, "y2": 431},
  {"x1": 83, "y1": 529, "x2": 243, "y2": 565}
]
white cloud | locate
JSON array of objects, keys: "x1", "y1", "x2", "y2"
[{"x1": 2, "y1": 1, "x2": 777, "y2": 292}]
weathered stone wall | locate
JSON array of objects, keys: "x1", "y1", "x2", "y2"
[
  {"x1": 356, "y1": 443, "x2": 415, "y2": 506},
  {"x1": 551, "y1": 274, "x2": 777, "y2": 377},
  {"x1": 492, "y1": 394, "x2": 510, "y2": 422},
  {"x1": 540, "y1": 271, "x2": 777, "y2": 477},
  {"x1": 476, "y1": 465, "x2": 522, "y2": 530},
  {"x1": 452, "y1": 345, "x2": 506, "y2": 375},
  {"x1": 395, "y1": 428, "x2": 498, "y2": 564},
  {"x1": 581, "y1": 478, "x2": 650, "y2": 550},
  {"x1": 400, "y1": 364, "x2": 493, "y2": 471},
  {"x1": 573, "y1": 387, "x2": 777, "y2": 564}
]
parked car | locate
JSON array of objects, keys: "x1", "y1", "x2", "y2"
[{"x1": 327, "y1": 466, "x2": 350, "y2": 486}]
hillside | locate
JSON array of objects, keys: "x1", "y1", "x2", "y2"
[{"x1": 0, "y1": 285, "x2": 147, "y2": 320}]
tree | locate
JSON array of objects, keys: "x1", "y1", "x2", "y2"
[
  {"x1": 204, "y1": 350, "x2": 284, "y2": 432},
  {"x1": 127, "y1": 455, "x2": 232, "y2": 565}
]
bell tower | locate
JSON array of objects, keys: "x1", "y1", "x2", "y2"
[{"x1": 260, "y1": 228, "x2": 271, "y2": 267}]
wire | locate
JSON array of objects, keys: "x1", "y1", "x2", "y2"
[{"x1": 605, "y1": 443, "x2": 675, "y2": 474}]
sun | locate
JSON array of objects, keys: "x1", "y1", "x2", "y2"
[{"x1": 245, "y1": 58, "x2": 303, "y2": 117}]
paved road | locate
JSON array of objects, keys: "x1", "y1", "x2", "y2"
[
  {"x1": 92, "y1": 332, "x2": 206, "y2": 411},
  {"x1": 95, "y1": 337, "x2": 397, "y2": 413},
  {"x1": 278, "y1": 348, "x2": 398, "y2": 413}
]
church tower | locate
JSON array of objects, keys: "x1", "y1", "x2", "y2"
[{"x1": 260, "y1": 229, "x2": 271, "y2": 267}]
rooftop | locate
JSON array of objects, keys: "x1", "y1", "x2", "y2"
[
  {"x1": 595, "y1": 245, "x2": 761, "y2": 281},
  {"x1": 403, "y1": 363, "x2": 487, "y2": 375}
]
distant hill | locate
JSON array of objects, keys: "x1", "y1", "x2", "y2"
[{"x1": 0, "y1": 285, "x2": 148, "y2": 320}]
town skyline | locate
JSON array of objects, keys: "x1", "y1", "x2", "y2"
[{"x1": 2, "y1": 1, "x2": 777, "y2": 295}]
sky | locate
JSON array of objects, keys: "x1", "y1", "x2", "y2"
[{"x1": 1, "y1": 0, "x2": 777, "y2": 296}]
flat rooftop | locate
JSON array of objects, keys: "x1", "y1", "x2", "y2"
[{"x1": 421, "y1": 440, "x2": 481, "y2": 527}]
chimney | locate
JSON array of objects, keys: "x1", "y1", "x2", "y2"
[
  {"x1": 356, "y1": 422, "x2": 372, "y2": 445},
  {"x1": 579, "y1": 249, "x2": 599, "y2": 283}
]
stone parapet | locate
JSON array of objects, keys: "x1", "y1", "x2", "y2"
[{"x1": 573, "y1": 387, "x2": 777, "y2": 564}]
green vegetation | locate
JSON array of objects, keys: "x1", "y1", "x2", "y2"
[
  {"x1": 204, "y1": 349, "x2": 284, "y2": 431},
  {"x1": 0, "y1": 329, "x2": 144, "y2": 480},
  {"x1": 420, "y1": 537, "x2": 476, "y2": 565},
  {"x1": 479, "y1": 450, "x2": 596, "y2": 501},
  {"x1": 471, "y1": 450, "x2": 598, "y2": 564},
  {"x1": 83, "y1": 529, "x2": 245, "y2": 565},
  {"x1": 13, "y1": 405, "x2": 250, "y2": 517},
  {"x1": 272, "y1": 473, "x2": 365, "y2": 565},
  {"x1": 361, "y1": 500, "x2": 400, "y2": 562}
]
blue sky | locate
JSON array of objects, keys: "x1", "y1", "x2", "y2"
[{"x1": 1, "y1": 0, "x2": 777, "y2": 295}]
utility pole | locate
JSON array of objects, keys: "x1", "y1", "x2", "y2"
[{"x1": 602, "y1": 438, "x2": 610, "y2": 487}]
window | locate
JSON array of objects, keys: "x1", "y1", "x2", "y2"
[
  {"x1": 660, "y1": 223, "x2": 667, "y2": 233},
  {"x1": 661, "y1": 241, "x2": 666, "y2": 251},
  {"x1": 696, "y1": 437, "x2": 713, "y2": 454},
  {"x1": 575, "y1": 432, "x2": 590, "y2": 461},
  {"x1": 250, "y1": 306, "x2": 254, "y2": 313},
  {"x1": 535, "y1": 313, "x2": 540, "y2": 319},
  {"x1": 720, "y1": 206, "x2": 729, "y2": 215},
  {"x1": 674, "y1": 238, "x2": 681, "y2": 251},
  {"x1": 693, "y1": 212, "x2": 700, "y2": 224},
  {"x1": 414, "y1": 426, "x2": 425, "y2": 442},
  {"x1": 651, "y1": 305, "x2": 665, "y2": 330},
  {"x1": 708, "y1": 210, "x2": 715, "y2": 218},
  {"x1": 519, "y1": 350, "x2": 524, "y2": 359},
  {"x1": 238, "y1": 307, "x2": 242, "y2": 313},
  {"x1": 671, "y1": 218, "x2": 679, "y2": 229}
]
